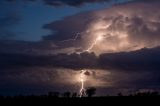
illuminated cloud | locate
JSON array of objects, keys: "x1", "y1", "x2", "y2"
[
  {"x1": 86, "y1": 2, "x2": 160, "y2": 55},
  {"x1": 1, "y1": 1, "x2": 160, "y2": 95},
  {"x1": 43, "y1": 2, "x2": 160, "y2": 55},
  {"x1": 1, "y1": 45, "x2": 160, "y2": 95},
  {"x1": 0, "y1": 67, "x2": 111, "y2": 95}
]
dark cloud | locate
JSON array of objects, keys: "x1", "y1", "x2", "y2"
[
  {"x1": 1, "y1": 46, "x2": 160, "y2": 93},
  {"x1": 6, "y1": 0, "x2": 36, "y2": 2},
  {"x1": 0, "y1": 52, "x2": 97, "y2": 70},
  {"x1": 99, "y1": 47, "x2": 160, "y2": 89},
  {"x1": 0, "y1": 40, "x2": 58, "y2": 55},
  {"x1": 42, "y1": 0, "x2": 110, "y2": 7},
  {"x1": 1, "y1": 46, "x2": 160, "y2": 72},
  {"x1": 43, "y1": 12, "x2": 93, "y2": 41},
  {"x1": 99, "y1": 47, "x2": 160, "y2": 71},
  {"x1": 6, "y1": 0, "x2": 112, "y2": 7},
  {"x1": 7, "y1": 0, "x2": 159, "y2": 7},
  {"x1": 84, "y1": 70, "x2": 91, "y2": 76},
  {"x1": 15, "y1": 0, "x2": 160, "y2": 7}
]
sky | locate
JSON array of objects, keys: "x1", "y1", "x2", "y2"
[
  {"x1": 0, "y1": 0, "x2": 119, "y2": 41},
  {"x1": 0, "y1": 0, "x2": 160, "y2": 96}
]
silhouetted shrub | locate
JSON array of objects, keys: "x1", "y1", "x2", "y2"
[
  {"x1": 63, "y1": 92, "x2": 71, "y2": 98},
  {"x1": 86, "y1": 87, "x2": 96, "y2": 97}
]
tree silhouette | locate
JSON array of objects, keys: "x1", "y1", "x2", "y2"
[
  {"x1": 48, "y1": 92, "x2": 60, "y2": 97},
  {"x1": 72, "y1": 92, "x2": 77, "y2": 97},
  {"x1": 86, "y1": 87, "x2": 96, "y2": 97},
  {"x1": 63, "y1": 92, "x2": 71, "y2": 98},
  {"x1": 117, "y1": 92, "x2": 123, "y2": 96}
]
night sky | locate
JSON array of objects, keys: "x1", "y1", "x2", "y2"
[{"x1": 0, "y1": 0, "x2": 160, "y2": 96}]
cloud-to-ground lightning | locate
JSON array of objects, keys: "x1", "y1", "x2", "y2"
[
  {"x1": 79, "y1": 70, "x2": 87, "y2": 97},
  {"x1": 56, "y1": 30, "x2": 110, "y2": 97},
  {"x1": 60, "y1": 33, "x2": 109, "y2": 97}
]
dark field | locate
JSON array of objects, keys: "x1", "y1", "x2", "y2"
[{"x1": 1, "y1": 92, "x2": 160, "y2": 105}]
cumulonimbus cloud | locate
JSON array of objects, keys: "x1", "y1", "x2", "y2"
[
  {"x1": 1, "y1": 0, "x2": 160, "y2": 94},
  {"x1": 43, "y1": 1, "x2": 160, "y2": 55},
  {"x1": 1, "y1": 46, "x2": 160, "y2": 93},
  {"x1": 1, "y1": 46, "x2": 160, "y2": 72}
]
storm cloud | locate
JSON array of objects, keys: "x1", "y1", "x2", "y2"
[
  {"x1": 6, "y1": 0, "x2": 160, "y2": 7},
  {"x1": 43, "y1": 2, "x2": 160, "y2": 55},
  {"x1": 1, "y1": 1, "x2": 160, "y2": 95},
  {"x1": 6, "y1": 0, "x2": 123, "y2": 7},
  {"x1": 42, "y1": 0, "x2": 110, "y2": 7},
  {"x1": 1, "y1": 46, "x2": 160, "y2": 71},
  {"x1": 1, "y1": 46, "x2": 160, "y2": 95}
]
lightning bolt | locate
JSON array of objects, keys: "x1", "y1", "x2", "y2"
[
  {"x1": 59, "y1": 30, "x2": 109, "y2": 54},
  {"x1": 61, "y1": 33, "x2": 81, "y2": 42},
  {"x1": 59, "y1": 32, "x2": 109, "y2": 97},
  {"x1": 85, "y1": 35, "x2": 109, "y2": 52},
  {"x1": 79, "y1": 70, "x2": 87, "y2": 97}
]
